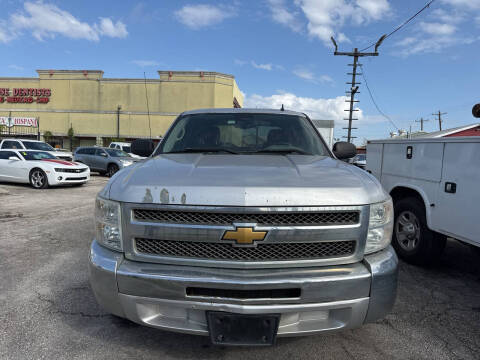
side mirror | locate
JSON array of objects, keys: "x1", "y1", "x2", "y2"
[
  {"x1": 9, "y1": 156, "x2": 20, "y2": 161},
  {"x1": 131, "y1": 139, "x2": 155, "y2": 157},
  {"x1": 333, "y1": 141, "x2": 357, "y2": 160}
]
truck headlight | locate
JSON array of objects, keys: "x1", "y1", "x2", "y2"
[
  {"x1": 365, "y1": 199, "x2": 393, "y2": 254},
  {"x1": 95, "y1": 197, "x2": 123, "y2": 251}
]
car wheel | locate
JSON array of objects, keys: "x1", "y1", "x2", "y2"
[
  {"x1": 106, "y1": 164, "x2": 119, "y2": 177},
  {"x1": 29, "y1": 169, "x2": 49, "y2": 189},
  {"x1": 392, "y1": 197, "x2": 446, "y2": 266}
]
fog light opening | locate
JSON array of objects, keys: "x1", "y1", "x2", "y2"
[{"x1": 57, "y1": 176, "x2": 63, "y2": 181}]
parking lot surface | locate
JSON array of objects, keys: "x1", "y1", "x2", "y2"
[{"x1": 1, "y1": 176, "x2": 479, "y2": 360}]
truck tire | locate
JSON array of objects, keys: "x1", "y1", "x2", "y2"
[{"x1": 392, "y1": 197, "x2": 446, "y2": 266}]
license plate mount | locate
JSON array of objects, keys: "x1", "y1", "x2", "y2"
[{"x1": 207, "y1": 312, "x2": 280, "y2": 346}]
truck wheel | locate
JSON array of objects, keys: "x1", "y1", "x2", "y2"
[
  {"x1": 392, "y1": 197, "x2": 446, "y2": 266},
  {"x1": 106, "y1": 164, "x2": 119, "y2": 177},
  {"x1": 29, "y1": 169, "x2": 49, "y2": 189}
]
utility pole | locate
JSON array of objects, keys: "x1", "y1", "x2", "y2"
[
  {"x1": 331, "y1": 34, "x2": 386, "y2": 143},
  {"x1": 116, "y1": 105, "x2": 122, "y2": 139},
  {"x1": 432, "y1": 111, "x2": 446, "y2": 131},
  {"x1": 415, "y1": 117, "x2": 429, "y2": 131}
]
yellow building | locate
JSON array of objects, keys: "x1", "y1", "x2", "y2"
[{"x1": 0, "y1": 69, "x2": 243, "y2": 148}]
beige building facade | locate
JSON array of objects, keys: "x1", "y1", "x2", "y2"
[{"x1": 0, "y1": 69, "x2": 243, "y2": 148}]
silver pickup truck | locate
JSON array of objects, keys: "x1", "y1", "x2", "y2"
[{"x1": 89, "y1": 108, "x2": 397, "y2": 346}]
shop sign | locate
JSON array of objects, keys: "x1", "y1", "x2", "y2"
[
  {"x1": 0, "y1": 117, "x2": 38, "y2": 127},
  {"x1": 0, "y1": 88, "x2": 51, "y2": 104}
]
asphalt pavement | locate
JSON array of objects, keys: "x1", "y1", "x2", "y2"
[{"x1": 0, "y1": 175, "x2": 479, "y2": 360}]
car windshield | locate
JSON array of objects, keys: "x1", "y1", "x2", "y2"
[
  {"x1": 158, "y1": 113, "x2": 329, "y2": 156},
  {"x1": 22, "y1": 141, "x2": 54, "y2": 151},
  {"x1": 105, "y1": 149, "x2": 129, "y2": 157},
  {"x1": 356, "y1": 154, "x2": 366, "y2": 161},
  {"x1": 20, "y1": 151, "x2": 57, "y2": 160},
  {"x1": 122, "y1": 146, "x2": 131, "y2": 153}
]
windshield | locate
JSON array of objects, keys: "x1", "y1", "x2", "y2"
[
  {"x1": 356, "y1": 154, "x2": 366, "y2": 161},
  {"x1": 23, "y1": 141, "x2": 54, "y2": 151},
  {"x1": 158, "y1": 113, "x2": 329, "y2": 156},
  {"x1": 20, "y1": 151, "x2": 57, "y2": 160},
  {"x1": 122, "y1": 146, "x2": 131, "y2": 153},
  {"x1": 105, "y1": 148, "x2": 129, "y2": 157}
]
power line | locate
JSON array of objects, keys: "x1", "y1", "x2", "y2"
[
  {"x1": 360, "y1": 0, "x2": 436, "y2": 52},
  {"x1": 358, "y1": 64, "x2": 399, "y2": 131}
]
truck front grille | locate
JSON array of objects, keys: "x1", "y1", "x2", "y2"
[
  {"x1": 134, "y1": 238, "x2": 356, "y2": 262},
  {"x1": 132, "y1": 209, "x2": 359, "y2": 226}
]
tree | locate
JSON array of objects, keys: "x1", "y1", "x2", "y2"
[
  {"x1": 68, "y1": 126, "x2": 74, "y2": 152},
  {"x1": 43, "y1": 130, "x2": 53, "y2": 144}
]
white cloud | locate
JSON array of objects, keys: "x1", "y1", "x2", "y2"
[
  {"x1": 294, "y1": 0, "x2": 391, "y2": 44},
  {"x1": 244, "y1": 91, "x2": 363, "y2": 124},
  {"x1": 132, "y1": 60, "x2": 160, "y2": 67},
  {"x1": 441, "y1": 0, "x2": 480, "y2": 9},
  {"x1": 9, "y1": 2, "x2": 127, "y2": 42},
  {"x1": 419, "y1": 22, "x2": 456, "y2": 36},
  {"x1": 175, "y1": 4, "x2": 234, "y2": 29},
  {"x1": 293, "y1": 68, "x2": 334, "y2": 84},
  {"x1": 267, "y1": 0, "x2": 303, "y2": 32},
  {"x1": 251, "y1": 61, "x2": 273, "y2": 71},
  {"x1": 8, "y1": 64, "x2": 23, "y2": 71},
  {"x1": 395, "y1": 0, "x2": 480, "y2": 56},
  {"x1": 95, "y1": 18, "x2": 128, "y2": 38},
  {"x1": 234, "y1": 59, "x2": 248, "y2": 66}
]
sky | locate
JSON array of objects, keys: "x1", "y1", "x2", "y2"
[{"x1": 0, "y1": 0, "x2": 479, "y2": 143}]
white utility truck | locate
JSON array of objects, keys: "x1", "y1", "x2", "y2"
[{"x1": 367, "y1": 137, "x2": 480, "y2": 265}]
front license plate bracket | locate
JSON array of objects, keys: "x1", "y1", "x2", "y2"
[{"x1": 207, "y1": 311, "x2": 280, "y2": 346}]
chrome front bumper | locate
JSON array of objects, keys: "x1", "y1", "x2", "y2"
[{"x1": 89, "y1": 240, "x2": 398, "y2": 337}]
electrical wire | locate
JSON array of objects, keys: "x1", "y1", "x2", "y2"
[
  {"x1": 358, "y1": 64, "x2": 399, "y2": 131},
  {"x1": 360, "y1": 0, "x2": 436, "y2": 52}
]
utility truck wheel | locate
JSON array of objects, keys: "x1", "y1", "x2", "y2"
[{"x1": 392, "y1": 197, "x2": 446, "y2": 266}]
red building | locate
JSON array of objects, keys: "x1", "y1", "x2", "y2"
[{"x1": 422, "y1": 123, "x2": 480, "y2": 138}]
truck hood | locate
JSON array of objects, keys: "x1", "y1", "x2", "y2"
[{"x1": 106, "y1": 154, "x2": 388, "y2": 206}]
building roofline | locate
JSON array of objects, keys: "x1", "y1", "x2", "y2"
[
  {"x1": 421, "y1": 123, "x2": 480, "y2": 138},
  {"x1": 158, "y1": 71, "x2": 235, "y2": 79},
  {"x1": 36, "y1": 69, "x2": 104, "y2": 74}
]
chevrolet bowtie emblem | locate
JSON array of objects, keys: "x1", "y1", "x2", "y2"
[{"x1": 222, "y1": 227, "x2": 267, "y2": 245}]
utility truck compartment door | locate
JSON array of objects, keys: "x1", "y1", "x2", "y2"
[
  {"x1": 381, "y1": 143, "x2": 443, "y2": 182},
  {"x1": 432, "y1": 141, "x2": 480, "y2": 245}
]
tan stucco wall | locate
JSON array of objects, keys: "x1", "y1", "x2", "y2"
[{"x1": 0, "y1": 70, "x2": 243, "y2": 139}]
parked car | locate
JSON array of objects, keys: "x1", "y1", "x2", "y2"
[
  {"x1": 109, "y1": 141, "x2": 144, "y2": 159},
  {"x1": 0, "y1": 138, "x2": 73, "y2": 161},
  {"x1": 367, "y1": 137, "x2": 480, "y2": 265},
  {"x1": 0, "y1": 150, "x2": 89, "y2": 189},
  {"x1": 74, "y1": 146, "x2": 136, "y2": 177},
  {"x1": 89, "y1": 108, "x2": 398, "y2": 345},
  {"x1": 351, "y1": 154, "x2": 366, "y2": 169}
]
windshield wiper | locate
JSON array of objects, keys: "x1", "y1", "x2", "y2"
[
  {"x1": 252, "y1": 148, "x2": 312, "y2": 155},
  {"x1": 167, "y1": 147, "x2": 239, "y2": 154}
]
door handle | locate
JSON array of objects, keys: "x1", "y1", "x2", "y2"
[{"x1": 445, "y1": 182, "x2": 456, "y2": 194}]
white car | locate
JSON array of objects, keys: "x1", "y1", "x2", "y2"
[
  {"x1": 0, "y1": 150, "x2": 90, "y2": 189},
  {"x1": 109, "y1": 141, "x2": 144, "y2": 159},
  {"x1": 0, "y1": 138, "x2": 73, "y2": 161}
]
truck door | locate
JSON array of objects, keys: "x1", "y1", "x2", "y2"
[{"x1": 432, "y1": 140, "x2": 480, "y2": 245}]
